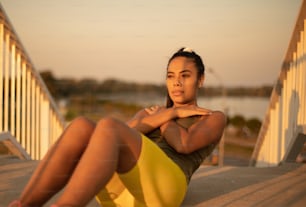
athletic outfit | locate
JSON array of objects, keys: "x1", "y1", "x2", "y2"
[{"x1": 95, "y1": 116, "x2": 216, "y2": 207}]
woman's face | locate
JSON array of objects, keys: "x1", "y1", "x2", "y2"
[{"x1": 167, "y1": 56, "x2": 204, "y2": 107}]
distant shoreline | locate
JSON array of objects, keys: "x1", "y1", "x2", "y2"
[{"x1": 40, "y1": 71, "x2": 274, "y2": 100}]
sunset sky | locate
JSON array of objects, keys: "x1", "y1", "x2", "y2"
[{"x1": 0, "y1": 0, "x2": 302, "y2": 86}]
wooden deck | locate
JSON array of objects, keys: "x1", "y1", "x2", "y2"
[{"x1": 0, "y1": 155, "x2": 306, "y2": 207}]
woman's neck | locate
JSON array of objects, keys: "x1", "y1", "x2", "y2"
[{"x1": 173, "y1": 101, "x2": 197, "y2": 108}]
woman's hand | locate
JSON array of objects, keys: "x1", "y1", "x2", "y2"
[
  {"x1": 128, "y1": 104, "x2": 213, "y2": 135},
  {"x1": 143, "y1": 105, "x2": 210, "y2": 120},
  {"x1": 174, "y1": 105, "x2": 212, "y2": 118},
  {"x1": 127, "y1": 106, "x2": 172, "y2": 134},
  {"x1": 144, "y1": 105, "x2": 166, "y2": 115}
]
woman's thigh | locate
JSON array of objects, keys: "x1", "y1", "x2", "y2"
[
  {"x1": 96, "y1": 135, "x2": 187, "y2": 207},
  {"x1": 94, "y1": 117, "x2": 142, "y2": 173}
]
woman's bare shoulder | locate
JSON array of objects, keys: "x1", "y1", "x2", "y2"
[{"x1": 198, "y1": 110, "x2": 227, "y2": 126}]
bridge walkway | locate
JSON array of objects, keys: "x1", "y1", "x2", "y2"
[{"x1": 1, "y1": 156, "x2": 305, "y2": 207}]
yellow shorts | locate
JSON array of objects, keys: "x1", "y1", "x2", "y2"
[{"x1": 95, "y1": 134, "x2": 187, "y2": 207}]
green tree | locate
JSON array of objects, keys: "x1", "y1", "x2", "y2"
[
  {"x1": 40, "y1": 70, "x2": 58, "y2": 97},
  {"x1": 230, "y1": 115, "x2": 246, "y2": 128},
  {"x1": 246, "y1": 118, "x2": 262, "y2": 134}
]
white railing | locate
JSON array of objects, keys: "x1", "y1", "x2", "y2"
[
  {"x1": 0, "y1": 4, "x2": 65, "y2": 160},
  {"x1": 251, "y1": 0, "x2": 306, "y2": 167}
]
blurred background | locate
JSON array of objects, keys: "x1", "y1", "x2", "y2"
[{"x1": 0, "y1": 0, "x2": 303, "y2": 165}]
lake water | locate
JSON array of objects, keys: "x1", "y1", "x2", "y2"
[
  {"x1": 101, "y1": 94, "x2": 270, "y2": 121},
  {"x1": 198, "y1": 96, "x2": 269, "y2": 121}
]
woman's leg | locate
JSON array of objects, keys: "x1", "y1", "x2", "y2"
[
  {"x1": 54, "y1": 117, "x2": 142, "y2": 206},
  {"x1": 18, "y1": 116, "x2": 96, "y2": 206},
  {"x1": 96, "y1": 135, "x2": 187, "y2": 207}
]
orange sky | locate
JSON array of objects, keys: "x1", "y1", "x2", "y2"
[{"x1": 0, "y1": 0, "x2": 302, "y2": 86}]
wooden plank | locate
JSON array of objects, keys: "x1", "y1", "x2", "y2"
[{"x1": 0, "y1": 156, "x2": 305, "y2": 207}]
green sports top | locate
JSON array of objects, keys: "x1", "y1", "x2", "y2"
[{"x1": 145, "y1": 116, "x2": 216, "y2": 183}]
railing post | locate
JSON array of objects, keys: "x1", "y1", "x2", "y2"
[
  {"x1": 21, "y1": 62, "x2": 26, "y2": 149},
  {"x1": 26, "y1": 70, "x2": 31, "y2": 155},
  {"x1": 0, "y1": 23, "x2": 3, "y2": 132},
  {"x1": 303, "y1": 20, "x2": 306, "y2": 124},
  {"x1": 281, "y1": 77, "x2": 287, "y2": 159},
  {"x1": 10, "y1": 44, "x2": 16, "y2": 136},
  {"x1": 40, "y1": 97, "x2": 50, "y2": 158},
  {"x1": 4, "y1": 33, "x2": 9, "y2": 132},
  {"x1": 16, "y1": 53, "x2": 21, "y2": 142},
  {"x1": 35, "y1": 85, "x2": 40, "y2": 159},
  {"x1": 31, "y1": 77, "x2": 35, "y2": 158}
]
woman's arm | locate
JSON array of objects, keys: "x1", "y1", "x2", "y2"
[
  {"x1": 127, "y1": 105, "x2": 212, "y2": 135},
  {"x1": 160, "y1": 111, "x2": 226, "y2": 154},
  {"x1": 126, "y1": 107, "x2": 176, "y2": 134}
]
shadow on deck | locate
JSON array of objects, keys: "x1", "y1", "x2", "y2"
[{"x1": 0, "y1": 156, "x2": 305, "y2": 207}]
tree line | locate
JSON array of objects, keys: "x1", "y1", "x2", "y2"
[{"x1": 40, "y1": 70, "x2": 273, "y2": 99}]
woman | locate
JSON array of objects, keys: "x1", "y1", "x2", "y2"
[{"x1": 9, "y1": 47, "x2": 226, "y2": 207}]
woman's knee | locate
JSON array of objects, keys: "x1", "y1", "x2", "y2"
[
  {"x1": 96, "y1": 117, "x2": 123, "y2": 130},
  {"x1": 53, "y1": 116, "x2": 95, "y2": 154},
  {"x1": 68, "y1": 116, "x2": 95, "y2": 136},
  {"x1": 94, "y1": 117, "x2": 133, "y2": 142}
]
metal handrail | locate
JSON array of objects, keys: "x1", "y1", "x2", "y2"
[
  {"x1": 250, "y1": 0, "x2": 306, "y2": 166},
  {"x1": 0, "y1": 3, "x2": 65, "y2": 160}
]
